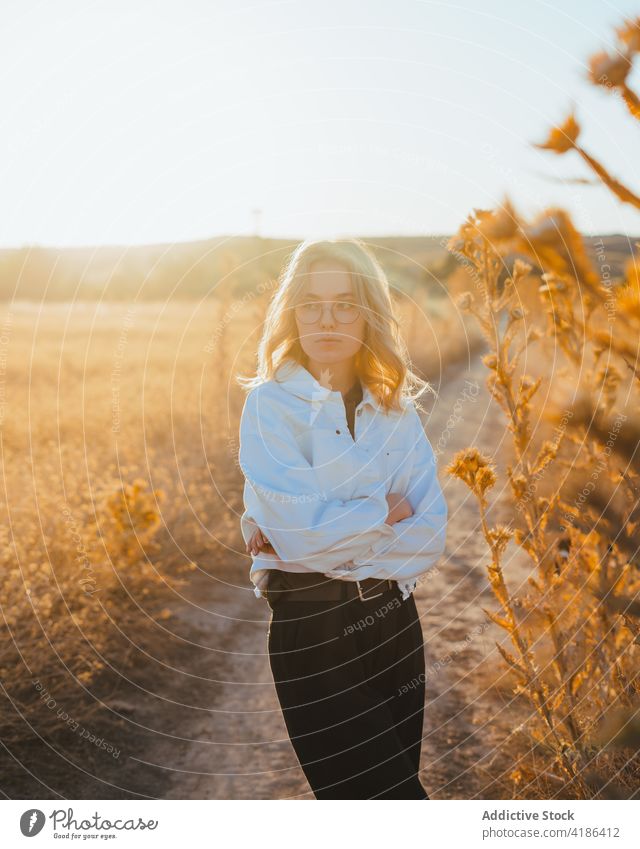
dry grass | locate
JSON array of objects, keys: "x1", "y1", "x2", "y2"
[
  {"x1": 0, "y1": 263, "x2": 470, "y2": 768},
  {"x1": 0, "y1": 300, "x2": 243, "y2": 744}
]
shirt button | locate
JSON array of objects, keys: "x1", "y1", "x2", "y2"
[{"x1": 336, "y1": 429, "x2": 340, "y2": 434}]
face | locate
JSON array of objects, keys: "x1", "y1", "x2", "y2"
[{"x1": 294, "y1": 260, "x2": 367, "y2": 366}]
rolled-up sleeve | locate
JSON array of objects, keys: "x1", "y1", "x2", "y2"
[
  {"x1": 238, "y1": 388, "x2": 397, "y2": 571},
  {"x1": 343, "y1": 404, "x2": 447, "y2": 584}
]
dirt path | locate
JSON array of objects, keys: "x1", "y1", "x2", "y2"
[{"x1": 140, "y1": 353, "x2": 525, "y2": 799}]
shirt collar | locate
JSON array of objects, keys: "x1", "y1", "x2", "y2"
[{"x1": 273, "y1": 358, "x2": 385, "y2": 412}]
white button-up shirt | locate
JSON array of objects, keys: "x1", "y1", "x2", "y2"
[{"x1": 238, "y1": 358, "x2": 448, "y2": 601}]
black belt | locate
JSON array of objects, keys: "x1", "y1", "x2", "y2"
[{"x1": 265, "y1": 569, "x2": 397, "y2": 604}]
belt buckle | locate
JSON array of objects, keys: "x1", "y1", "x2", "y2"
[{"x1": 356, "y1": 580, "x2": 384, "y2": 602}]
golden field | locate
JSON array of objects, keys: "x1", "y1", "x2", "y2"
[{"x1": 0, "y1": 282, "x2": 482, "y2": 797}]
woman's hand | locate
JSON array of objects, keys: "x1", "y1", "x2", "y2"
[
  {"x1": 385, "y1": 492, "x2": 414, "y2": 525},
  {"x1": 246, "y1": 527, "x2": 276, "y2": 556}
]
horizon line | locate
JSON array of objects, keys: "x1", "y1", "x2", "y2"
[{"x1": 0, "y1": 229, "x2": 637, "y2": 253}]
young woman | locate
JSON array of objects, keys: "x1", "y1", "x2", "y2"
[{"x1": 237, "y1": 238, "x2": 448, "y2": 800}]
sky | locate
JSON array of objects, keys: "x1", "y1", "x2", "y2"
[{"x1": 1, "y1": 0, "x2": 639, "y2": 248}]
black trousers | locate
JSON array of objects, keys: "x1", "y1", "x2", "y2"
[{"x1": 267, "y1": 579, "x2": 429, "y2": 799}]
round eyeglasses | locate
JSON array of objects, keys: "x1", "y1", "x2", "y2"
[{"x1": 294, "y1": 299, "x2": 361, "y2": 325}]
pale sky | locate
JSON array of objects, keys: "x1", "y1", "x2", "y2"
[{"x1": 1, "y1": 0, "x2": 639, "y2": 248}]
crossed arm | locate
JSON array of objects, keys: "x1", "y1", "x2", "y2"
[
  {"x1": 239, "y1": 387, "x2": 447, "y2": 580},
  {"x1": 238, "y1": 387, "x2": 423, "y2": 571},
  {"x1": 245, "y1": 492, "x2": 413, "y2": 555}
]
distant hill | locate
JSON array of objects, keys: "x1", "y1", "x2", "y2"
[{"x1": 0, "y1": 234, "x2": 634, "y2": 302}]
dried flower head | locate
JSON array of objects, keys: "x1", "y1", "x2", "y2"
[
  {"x1": 446, "y1": 447, "x2": 497, "y2": 499},
  {"x1": 520, "y1": 208, "x2": 598, "y2": 289},
  {"x1": 475, "y1": 199, "x2": 520, "y2": 242},
  {"x1": 512, "y1": 259, "x2": 533, "y2": 281},
  {"x1": 616, "y1": 16, "x2": 640, "y2": 53},
  {"x1": 588, "y1": 50, "x2": 632, "y2": 87},
  {"x1": 488, "y1": 524, "x2": 514, "y2": 558},
  {"x1": 535, "y1": 113, "x2": 580, "y2": 154}
]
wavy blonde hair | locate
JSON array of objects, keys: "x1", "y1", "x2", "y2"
[{"x1": 237, "y1": 238, "x2": 434, "y2": 413}]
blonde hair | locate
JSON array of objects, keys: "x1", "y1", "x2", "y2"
[{"x1": 236, "y1": 238, "x2": 434, "y2": 413}]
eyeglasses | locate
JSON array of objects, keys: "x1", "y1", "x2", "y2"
[{"x1": 294, "y1": 299, "x2": 361, "y2": 325}]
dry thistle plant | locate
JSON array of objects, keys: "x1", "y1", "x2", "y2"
[
  {"x1": 446, "y1": 219, "x2": 595, "y2": 796},
  {"x1": 445, "y1": 16, "x2": 640, "y2": 795},
  {"x1": 446, "y1": 200, "x2": 639, "y2": 797}
]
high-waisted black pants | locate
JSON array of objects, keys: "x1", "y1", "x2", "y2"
[{"x1": 267, "y1": 582, "x2": 429, "y2": 799}]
